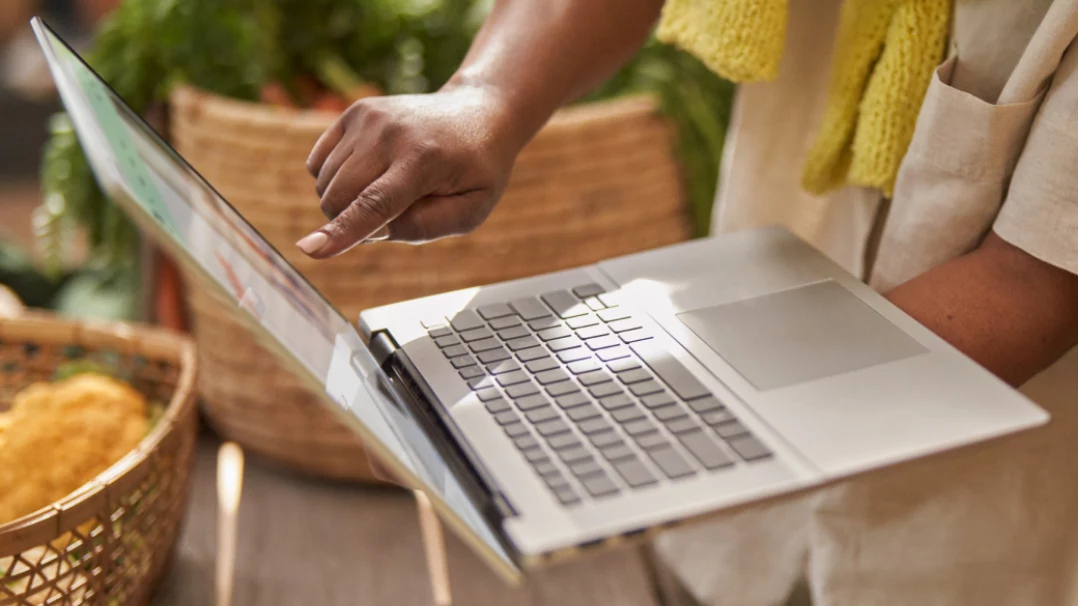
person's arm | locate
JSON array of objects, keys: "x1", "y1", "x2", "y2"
[
  {"x1": 301, "y1": 0, "x2": 665, "y2": 257},
  {"x1": 885, "y1": 231, "x2": 1078, "y2": 387}
]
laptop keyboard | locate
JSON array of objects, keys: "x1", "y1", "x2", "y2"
[{"x1": 420, "y1": 284, "x2": 773, "y2": 507}]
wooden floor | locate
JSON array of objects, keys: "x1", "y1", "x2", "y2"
[{"x1": 154, "y1": 436, "x2": 664, "y2": 606}]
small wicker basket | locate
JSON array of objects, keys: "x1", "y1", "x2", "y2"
[
  {"x1": 0, "y1": 301, "x2": 198, "y2": 606},
  {"x1": 170, "y1": 88, "x2": 691, "y2": 482}
]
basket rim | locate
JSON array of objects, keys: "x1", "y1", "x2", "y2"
[{"x1": 0, "y1": 312, "x2": 199, "y2": 553}]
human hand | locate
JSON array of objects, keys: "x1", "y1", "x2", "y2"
[{"x1": 300, "y1": 86, "x2": 522, "y2": 258}]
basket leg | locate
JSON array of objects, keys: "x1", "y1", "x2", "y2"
[
  {"x1": 216, "y1": 442, "x2": 246, "y2": 606},
  {"x1": 414, "y1": 490, "x2": 454, "y2": 606}
]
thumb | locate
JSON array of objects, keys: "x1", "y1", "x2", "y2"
[{"x1": 296, "y1": 165, "x2": 418, "y2": 258}]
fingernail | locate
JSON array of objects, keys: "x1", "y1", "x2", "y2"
[{"x1": 296, "y1": 231, "x2": 329, "y2": 255}]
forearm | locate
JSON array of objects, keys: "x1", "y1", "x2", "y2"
[
  {"x1": 446, "y1": 0, "x2": 664, "y2": 151},
  {"x1": 885, "y1": 231, "x2": 1078, "y2": 387}
]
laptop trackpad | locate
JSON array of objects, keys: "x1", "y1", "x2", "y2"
[{"x1": 676, "y1": 281, "x2": 927, "y2": 391}]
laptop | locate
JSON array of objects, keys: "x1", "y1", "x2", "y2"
[{"x1": 33, "y1": 18, "x2": 1049, "y2": 583}]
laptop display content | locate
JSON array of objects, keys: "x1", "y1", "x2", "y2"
[{"x1": 31, "y1": 18, "x2": 516, "y2": 575}]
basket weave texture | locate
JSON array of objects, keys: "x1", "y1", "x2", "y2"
[
  {"x1": 0, "y1": 313, "x2": 198, "y2": 606},
  {"x1": 170, "y1": 87, "x2": 691, "y2": 481}
]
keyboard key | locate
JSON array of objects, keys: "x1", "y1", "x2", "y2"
[
  {"x1": 589, "y1": 430, "x2": 621, "y2": 447},
  {"x1": 598, "y1": 308, "x2": 631, "y2": 323},
  {"x1": 526, "y1": 406, "x2": 560, "y2": 424},
  {"x1": 516, "y1": 347, "x2": 549, "y2": 363},
  {"x1": 608, "y1": 318, "x2": 643, "y2": 333},
  {"x1": 469, "y1": 338, "x2": 502, "y2": 352},
  {"x1": 450, "y1": 355, "x2": 478, "y2": 369},
  {"x1": 524, "y1": 449, "x2": 549, "y2": 463},
  {"x1": 601, "y1": 444, "x2": 636, "y2": 461},
  {"x1": 578, "y1": 369, "x2": 612, "y2": 387},
  {"x1": 504, "y1": 423, "x2": 530, "y2": 437},
  {"x1": 582, "y1": 474, "x2": 620, "y2": 497},
  {"x1": 728, "y1": 435, "x2": 773, "y2": 461},
  {"x1": 649, "y1": 447, "x2": 696, "y2": 479},
  {"x1": 460, "y1": 366, "x2": 485, "y2": 380},
  {"x1": 584, "y1": 297, "x2": 605, "y2": 311},
  {"x1": 687, "y1": 398, "x2": 722, "y2": 415},
  {"x1": 619, "y1": 329, "x2": 653, "y2": 344},
  {"x1": 535, "y1": 368, "x2": 571, "y2": 385},
  {"x1": 547, "y1": 382, "x2": 580, "y2": 397},
  {"x1": 526, "y1": 358, "x2": 559, "y2": 373},
  {"x1": 497, "y1": 326, "x2": 530, "y2": 341},
  {"x1": 478, "y1": 303, "x2": 514, "y2": 320},
  {"x1": 450, "y1": 310, "x2": 484, "y2": 332},
  {"x1": 515, "y1": 394, "x2": 550, "y2": 411},
  {"x1": 570, "y1": 458, "x2": 604, "y2": 477},
  {"x1": 544, "y1": 473, "x2": 570, "y2": 490},
  {"x1": 547, "y1": 336, "x2": 583, "y2": 352},
  {"x1": 487, "y1": 359, "x2": 521, "y2": 375},
  {"x1": 554, "y1": 487, "x2": 581, "y2": 506},
  {"x1": 576, "y1": 325, "x2": 609, "y2": 340},
  {"x1": 536, "y1": 419, "x2": 570, "y2": 436},
  {"x1": 537, "y1": 326, "x2": 573, "y2": 341},
  {"x1": 490, "y1": 316, "x2": 522, "y2": 330},
  {"x1": 612, "y1": 406, "x2": 646, "y2": 424},
  {"x1": 443, "y1": 345, "x2": 468, "y2": 358},
  {"x1": 507, "y1": 336, "x2": 541, "y2": 351},
  {"x1": 514, "y1": 434, "x2": 539, "y2": 450},
  {"x1": 714, "y1": 421, "x2": 750, "y2": 439},
  {"x1": 477, "y1": 347, "x2": 512, "y2": 364},
  {"x1": 679, "y1": 430, "x2": 735, "y2": 470},
  {"x1": 469, "y1": 376, "x2": 494, "y2": 390},
  {"x1": 702, "y1": 408, "x2": 737, "y2": 425},
  {"x1": 529, "y1": 317, "x2": 561, "y2": 330},
  {"x1": 422, "y1": 317, "x2": 448, "y2": 329},
  {"x1": 589, "y1": 382, "x2": 624, "y2": 398},
  {"x1": 567, "y1": 404, "x2": 602, "y2": 422},
  {"x1": 434, "y1": 335, "x2": 461, "y2": 348},
  {"x1": 496, "y1": 370, "x2": 529, "y2": 386},
  {"x1": 597, "y1": 346, "x2": 630, "y2": 362},
  {"x1": 579, "y1": 420, "x2": 615, "y2": 442},
  {"x1": 607, "y1": 358, "x2": 641, "y2": 373},
  {"x1": 548, "y1": 433, "x2": 582, "y2": 450},
  {"x1": 484, "y1": 398, "x2": 510, "y2": 413},
  {"x1": 555, "y1": 392, "x2": 590, "y2": 408},
  {"x1": 494, "y1": 410, "x2": 520, "y2": 425},
  {"x1": 567, "y1": 315, "x2": 600, "y2": 329},
  {"x1": 641, "y1": 392, "x2": 675, "y2": 409},
  {"x1": 558, "y1": 446, "x2": 593, "y2": 463},
  {"x1": 573, "y1": 284, "x2": 605, "y2": 298},
  {"x1": 567, "y1": 359, "x2": 601, "y2": 374},
  {"x1": 617, "y1": 368, "x2": 653, "y2": 385},
  {"x1": 459, "y1": 327, "x2": 494, "y2": 342},
  {"x1": 476, "y1": 388, "x2": 501, "y2": 402},
  {"x1": 510, "y1": 297, "x2": 552, "y2": 320},
  {"x1": 612, "y1": 458, "x2": 658, "y2": 488},
  {"x1": 665, "y1": 417, "x2": 699, "y2": 434},
  {"x1": 631, "y1": 340, "x2": 711, "y2": 400},
  {"x1": 635, "y1": 432, "x2": 671, "y2": 450},
  {"x1": 623, "y1": 419, "x2": 658, "y2": 436},
  {"x1": 557, "y1": 349, "x2": 592, "y2": 363},
  {"x1": 506, "y1": 381, "x2": 540, "y2": 399},
  {"x1": 541, "y1": 290, "x2": 590, "y2": 318},
  {"x1": 629, "y1": 380, "x2": 664, "y2": 397},
  {"x1": 534, "y1": 460, "x2": 559, "y2": 477},
  {"x1": 653, "y1": 405, "x2": 688, "y2": 422},
  {"x1": 587, "y1": 335, "x2": 621, "y2": 350},
  {"x1": 598, "y1": 393, "x2": 634, "y2": 410}
]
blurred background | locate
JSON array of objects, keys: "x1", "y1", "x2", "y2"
[{"x1": 0, "y1": 1, "x2": 746, "y2": 605}]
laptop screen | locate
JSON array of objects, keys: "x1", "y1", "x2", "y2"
[{"x1": 31, "y1": 19, "x2": 517, "y2": 579}]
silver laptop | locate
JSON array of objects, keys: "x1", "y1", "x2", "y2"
[{"x1": 34, "y1": 18, "x2": 1048, "y2": 583}]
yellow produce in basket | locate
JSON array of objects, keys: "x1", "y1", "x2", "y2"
[{"x1": 0, "y1": 374, "x2": 148, "y2": 525}]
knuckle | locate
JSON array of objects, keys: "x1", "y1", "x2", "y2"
[{"x1": 356, "y1": 186, "x2": 394, "y2": 222}]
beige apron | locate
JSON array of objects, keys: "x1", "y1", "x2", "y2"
[{"x1": 656, "y1": 1, "x2": 1078, "y2": 604}]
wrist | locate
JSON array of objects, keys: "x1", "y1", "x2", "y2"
[{"x1": 441, "y1": 70, "x2": 550, "y2": 155}]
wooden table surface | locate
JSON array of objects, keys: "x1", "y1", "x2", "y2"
[{"x1": 154, "y1": 436, "x2": 663, "y2": 606}]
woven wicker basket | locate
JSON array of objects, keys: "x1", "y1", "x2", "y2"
[
  {"x1": 0, "y1": 305, "x2": 198, "y2": 605},
  {"x1": 170, "y1": 87, "x2": 691, "y2": 482}
]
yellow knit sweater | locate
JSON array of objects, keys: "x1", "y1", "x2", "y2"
[{"x1": 657, "y1": 0, "x2": 950, "y2": 197}]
